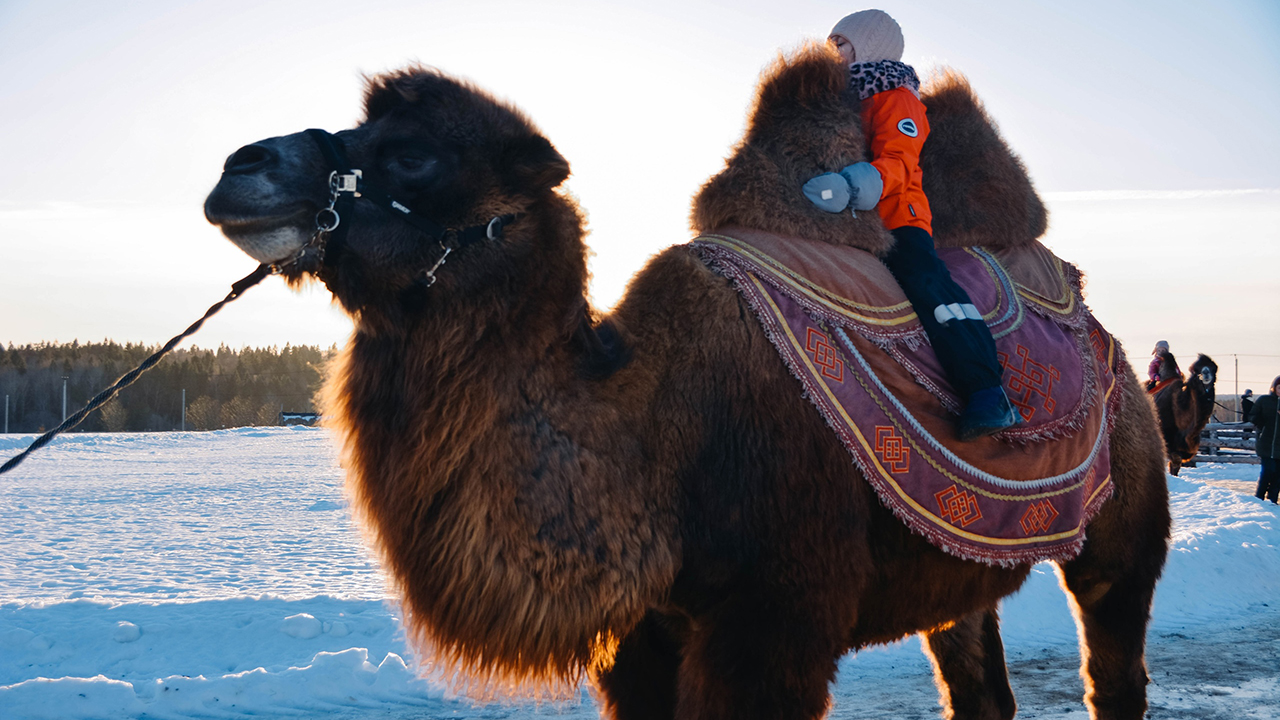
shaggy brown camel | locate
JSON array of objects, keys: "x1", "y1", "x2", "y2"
[
  {"x1": 204, "y1": 44, "x2": 1170, "y2": 720},
  {"x1": 1150, "y1": 354, "x2": 1218, "y2": 475}
]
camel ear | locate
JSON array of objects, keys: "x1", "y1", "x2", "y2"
[{"x1": 504, "y1": 135, "x2": 570, "y2": 191}]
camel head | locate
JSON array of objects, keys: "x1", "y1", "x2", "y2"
[
  {"x1": 691, "y1": 42, "x2": 894, "y2": 255},
  {"x1": 205, "y1": 66, "x2": 575, "y2": 324},
  {"x1": 1187, "y1": 354, "x2": 1218, "y2": 400},
  {"x1": 1157, "y1": 353, "x2": 1219, "y2": 472}
]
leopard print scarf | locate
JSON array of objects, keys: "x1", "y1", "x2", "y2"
[{"x1": 848, "y1": 60, "x2": 921, "y2": 101}]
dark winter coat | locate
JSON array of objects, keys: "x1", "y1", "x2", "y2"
[{"x1": 1251, "y1": 394, "x2": 1279, "y2": 459}]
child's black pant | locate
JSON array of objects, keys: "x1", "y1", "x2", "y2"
[{"x1": 883, "y1": 226, "x2": 1004, "y2": 401}]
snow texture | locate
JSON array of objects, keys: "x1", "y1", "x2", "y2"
[{"x1": 1, "y1": 427, "x2": 1277, "y2": 718}]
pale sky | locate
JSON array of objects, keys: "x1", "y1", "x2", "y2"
[{"x1": 1, "y1": 0, "x2": 1278, "y2": 390}]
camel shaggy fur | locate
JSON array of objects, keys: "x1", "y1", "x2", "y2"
[
  {"x1": 1152, "y1": 353, "x2": 1218, "y2": 475},
  {"x1": 205, "y1": 43, "x2": 1170, "y2": 720}
]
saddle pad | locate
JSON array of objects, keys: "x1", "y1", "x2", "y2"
[{"x1": 692, "y1": 228, "x2": 1128, "y2": 566}]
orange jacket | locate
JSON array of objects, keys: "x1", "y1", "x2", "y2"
[{"x1": 860, "y1": 86, "x2": 932, "y2": 233}]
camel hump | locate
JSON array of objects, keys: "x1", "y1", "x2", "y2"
[
  {"x1": 693, "y1": 49, "x2": 1049, "y2": 255},
  {"x1": 921, "y1": 69, "x2": 1049, "y2": 249},
  {"x1": 750, "y1": 41, "x2": 851, "y2": 120},
  {"x1": 690, "y1": 43, "x2": 896, "y2": 256}
]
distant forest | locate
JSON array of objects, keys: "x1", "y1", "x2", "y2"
[{"x1": 0, "y1": 342, "x2": 335, "y2": 433}]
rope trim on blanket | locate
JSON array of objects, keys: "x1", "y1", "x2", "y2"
[
  {"x1": 826, "y1": 303, "x2": 1111, "y2": 492},
  {"x1": 1015, "y1": 257, "x2": 1089, "y2": 328},
  {"x1": 698, "y1": 234, "x2": 915, "y2": 318},
  {"x1": 695, "y1": 235, "x2": 927, "y2": 349},
  {"x1": 736, "y1": 269, "x2": 1115, "y2": 565},
  {"x1": 966, "y1": 247, "x2": 1024, "y2": 338},
  {"x1": 730, "y1": 265, "x2": 1111, "y2": 493}
]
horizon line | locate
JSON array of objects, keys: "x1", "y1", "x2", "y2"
[{"x1": 1043, "y1": 188, "x2": 1280, "y2": 202}]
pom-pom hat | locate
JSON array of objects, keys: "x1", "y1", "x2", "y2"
[{"x1": 829, "y1": 9, "x2": 905, "y2": 63}]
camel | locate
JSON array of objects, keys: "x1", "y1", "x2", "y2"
[
  {"x1": 1150, "y1": 354, "x2": 1218, "y2": 475},
  {"x1": 204, "y1": 44, "x2": 1170, "y2": 720}
]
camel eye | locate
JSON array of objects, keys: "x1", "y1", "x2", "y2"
[
  {"x1": 391, "y1": 154, "x2": 437, "y2": 175},
  {"x1": 376, "y1": 138, "x2": 453, "y2": 190}
]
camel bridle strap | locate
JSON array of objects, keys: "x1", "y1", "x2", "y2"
[{"x1": 302, "y1": 128, "x2": 521, "y2": 286}]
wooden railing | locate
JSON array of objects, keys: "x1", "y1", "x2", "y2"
[{"x1": 1193, "y1": 422, "x2": 1260, "y2": 465}]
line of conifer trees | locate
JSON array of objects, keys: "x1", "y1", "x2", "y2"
[{"x1": 0, "y1": 341, "x2": 334, "y2": 433}]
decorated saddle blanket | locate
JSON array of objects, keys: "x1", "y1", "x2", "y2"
[
  {"x1": 692, "y1": 228, "x2": 1129, "y2": 567},
  {"x1": 1147, "y1": 376, "x2": 1180, "y2": 396}
]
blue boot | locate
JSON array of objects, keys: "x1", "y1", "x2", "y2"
[{"x1": 957, "y1": 386, "x2": 1020, "y2": 442}]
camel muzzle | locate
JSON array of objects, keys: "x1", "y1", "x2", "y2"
[{"x1": 208, "y1": 128, "x2": 526, "y2": 286}]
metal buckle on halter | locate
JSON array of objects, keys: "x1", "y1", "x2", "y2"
[{"x1": 331, "y1": 169, "x2": 362, "y2": 195}]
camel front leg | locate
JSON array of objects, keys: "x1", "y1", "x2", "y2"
[
  {"x1": 594, "y1": 611, "x2": 684, "y2": 720},
  {"x1": 674, "y1": 593, "x2": 842, "y2": 720},
  {"x1": 920, "y1": 608, "x2": 1017, "y2": 720}
]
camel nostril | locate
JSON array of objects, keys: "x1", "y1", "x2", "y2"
[{"x1": 224, "y1": 144, "x2": 276, "y2": 174}]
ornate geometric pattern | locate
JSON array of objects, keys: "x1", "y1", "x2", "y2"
[
  {"x1": 805, "y1": 327, "x2": 844, "y2": 382},
  {"x1": 874, "y1": 425, "x2": 910, "y2": 473},
  {"x1": 1020, "y1": 500, "x2": 1060, "y2": 535},
  {"x1": 999, "y1": 344, "x2": 1062, "y2": 422},
  {"x1": 935, "y1": 485, "x2": 983, "y2": 527},
  {"x1": 1089, "y1": 329, "x2": 1108, "y2": 365}
]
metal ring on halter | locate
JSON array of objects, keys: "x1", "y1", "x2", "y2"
[{"x1": 315, "y1": 208, "x2": 340, "y2": 232}]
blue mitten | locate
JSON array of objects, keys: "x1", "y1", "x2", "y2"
[
  {"x1": 802, "y1": 173, "x2": 852, "y2": 213},
  {"x1": 839, "y1": 162, "x2": 883, "y2": 211}
]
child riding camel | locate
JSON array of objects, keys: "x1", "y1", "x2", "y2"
[
  {"x1": 1147, "y1": 340, "x2": 1181, "y2": 389},
  {"x1": 813, "y1": 9, "x2": 1018, "y2": 441}
]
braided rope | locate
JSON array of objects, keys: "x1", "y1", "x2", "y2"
[{"x1": 0, "y1": 263, "x2": 272, "y2": 476}]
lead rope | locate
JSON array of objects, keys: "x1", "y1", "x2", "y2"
[
  {"x1": 3, "y1": 129, "x2": 515, "y2": 475},
  {"x1": 0, "y1": 263, "x2": 273, "y2": 476}
]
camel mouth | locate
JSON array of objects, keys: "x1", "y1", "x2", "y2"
[
  {"x1": 211, "y1": 206, "x2": 313, "y2": 234},
  {"x1": 208, "y1": 206, "x2": 316, "y2": 264}
]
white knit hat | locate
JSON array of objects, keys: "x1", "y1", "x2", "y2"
[{"x1": 829, "y1": 9, "x2": 904, "y2": 63}]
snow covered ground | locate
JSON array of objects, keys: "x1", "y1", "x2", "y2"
[{"x1": 1, "y1": 428, "x2": 1277, "y2": 719}]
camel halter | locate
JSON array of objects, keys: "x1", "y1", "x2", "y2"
[{"x1": 297, "y1": 128, "x2": 523, "y2": 287}]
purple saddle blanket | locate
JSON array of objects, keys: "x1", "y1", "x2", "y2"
[{"x1": 692, "y1": 228, "x2": 1130, "y2": 566}]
